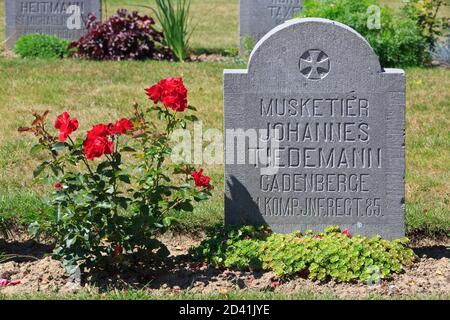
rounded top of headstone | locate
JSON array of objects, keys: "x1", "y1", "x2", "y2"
[{"x1": 248, "y1": 18, "x2": 382, "y2": 79}]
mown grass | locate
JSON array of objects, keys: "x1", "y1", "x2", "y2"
[
  {"x1": 404, "y1": 68, "x2": 450, "y2": 235},
  {"x1": 1, "y1": 289, "x2": 449, "y2": 300}
]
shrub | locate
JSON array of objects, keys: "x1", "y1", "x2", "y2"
[
  {"x1": 150, "y1": 0, "x2": 193, "y2": 62},
  {"x1": 68, "y1": 9, "x2": 172, "y2": 61},
  {"x1": 15, "y1": 34, "x2": 69, "y2": 59},
  {"x1": 402, "y1": 0, "x2": 449, "y2": 51},
  {"x1": 19, "y1": 77, "x2": 212, "y2": 272},
  {"x1": 191, "y1": 226, "x2": 417, "y2": 283},
  {"x1": 298, "y1": 0, "x2": 430, "y2": 67}
]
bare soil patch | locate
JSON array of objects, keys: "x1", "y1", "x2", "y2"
[{"x1": 0, "y1": 232, "x2": 448, "y2": 298}]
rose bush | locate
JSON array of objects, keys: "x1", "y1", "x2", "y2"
[{"x1": 20, "y1": 78, "x2": 212, "y2": 272}]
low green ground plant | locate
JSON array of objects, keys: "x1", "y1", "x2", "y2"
[
  {"x1": 191, "y1": 226, "x2": 417, "y2": 283},
  {"x1": 15, "y1": 34, "x2": 69, "y2": 59}
]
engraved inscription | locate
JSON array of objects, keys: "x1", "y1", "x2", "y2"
[
  {"x1": 18, "y1": 1, "x2": 85, "y2": 14},
  {"x1": 14, "y1": 1, "x2": 86, "y2": 27},
  {"x1": 266, "y1": 0, "x2": 301, "y2": 24},
  {"x1": 5, "y1": 0, "x2": 102, "y2": 48},
  {"x1": 253, "y1": 93, "x2": 385, "y2": 220},
  {"x1": 239, "y1": 0, "x2": 303, "y2": 51}
]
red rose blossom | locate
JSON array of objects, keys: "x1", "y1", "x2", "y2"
[
  {"x1": 191, "y1": 169, "x2": 211, "y2": 189},
  {"x1": 86, "y1": 124, "x2": 110, "y2": 140},
  {"x1": 108, "y1": 118, "x2": 134, "y2": 135},
  {"x1": 145, "y1": 77, "x2": 188, "y2": 112},
  {"x1": 84, "y1": 136, "x2": 114, "y2": 160},
  {"x1": 54, "y1": 181, "x2": 62, "y2": 189},
  {"x1": 342, "y1": 228, "x2": 351, "y2": 238},
  {"x1": 83, "y1": 124, "x2": 114, "y2": 161},
  {"x1": 145, "y1": 82, "x2": 162, "y2": 104},
  {"x1": 54, "y1": 112, "x2": 79, "y2": 142}
]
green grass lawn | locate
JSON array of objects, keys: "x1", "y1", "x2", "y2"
[
  {"x1": 0, "y1": 0, "x2": 449, "y2": 237},
  {"x1": 1, "y1": 290, "x2": 449, "y2": 300}
]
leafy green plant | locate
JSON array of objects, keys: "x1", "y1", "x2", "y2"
[
  {"x1": 240, "y1": 34, "x2": 255, "y2": 60},
  {"x1": 148, "y1": 0, "x2": 193, "y2": 62},
  {"x1": 19, "y1": 77, "x2": 212, "y2": 272},
  {"x1": 298, "y1": 0, "x2": 430, "y2": 67},
  {"x1": 190, "y1": 225, "x2": 270, "y2": 267},
  {"x1": 15, "y1": 34, "x2": 69, "y2": 59},
  {"x1": 402, "y1": 0, "x2": 449, "y2": 51},
  {"x1": 224, "y1": 239, "x2": 262, "y2": 270},
  {"x1": 191, "y1": 226, "x2": 417, "y2": 283}
]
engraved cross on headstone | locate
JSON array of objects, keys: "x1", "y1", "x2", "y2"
[{"x1": 299, "y1": 49, "x2": 330, "y2": 80}]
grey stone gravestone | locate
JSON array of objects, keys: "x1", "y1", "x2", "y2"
[
  {"x1": 240, "y1": 0, "x2": 303, "y2": 52},
  {"x1": 224, "y1": 18, "x2": 406, "y2": 239},
  {"x1": 5, "y1": 0, "x2": 102, "y2": 48}
]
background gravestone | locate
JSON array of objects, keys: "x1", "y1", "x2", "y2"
[
  {"x1": 240, "y1": 0, "x2": 303, "y2": 52},
  {"x1": 5, "y1": 0, "x2": 102, "y2": 48},
  {"x1": 224, "y1": 18, "x2": 406, "y2": 240}
]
